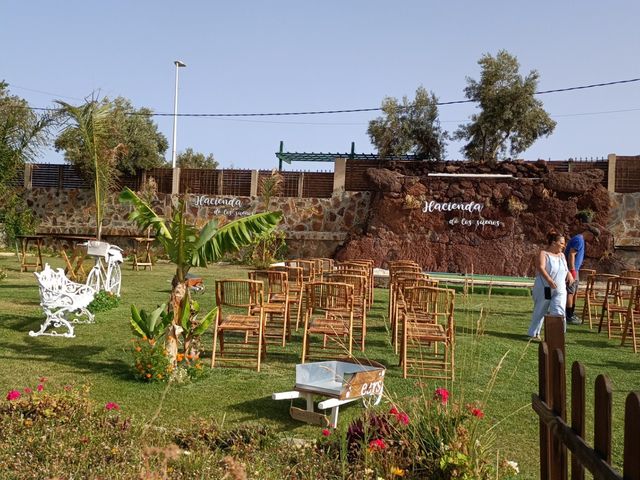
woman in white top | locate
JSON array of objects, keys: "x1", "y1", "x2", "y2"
[{"x1": 527, "y1": 231, "x2": 574, "y2": 340}]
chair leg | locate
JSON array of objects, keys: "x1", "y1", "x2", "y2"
[{"x1": 211, "y1": 318, "x2": 220, "y2": 368}]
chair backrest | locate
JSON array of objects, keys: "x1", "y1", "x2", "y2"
[
  {"x1": 305, "y1": 281, "x2": 354, "y2": 314},
  {"x1": 215, "y1": 279, "x2": 263, "y2": 308},
  {"x1": 248, "y1": 270, "x2": 289, "y2": 297},
  {"x1": 285, "y1": 260, "x2": 316, "y2": 282},
  {"x1": 272, "y1": 265, "x2": 303, "y2": 290},
  {"x1": 324, "y1": 273, "x2": 367, "y2": 303},
  {"x1": 621, "y1": 270, "x2": 640, "y2": 279},
  {"x1": 404, "y1": 286, "x2": 455, "y2": 325}
]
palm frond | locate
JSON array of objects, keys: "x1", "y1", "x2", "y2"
[
  {"x1": 118, "y1": 187, "x2": 172, "y2": 239},
  {"x1": 194, "y1": 211, "x2": 282, "y2": 265}
]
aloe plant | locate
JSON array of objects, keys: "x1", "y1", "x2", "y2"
[{"x1": 130, "y1": 304, "x2": 173, "y2": 340}]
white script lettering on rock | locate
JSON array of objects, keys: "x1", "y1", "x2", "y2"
[{"x1": 422, "y1": 200, "x2": 484, "y2": 214}]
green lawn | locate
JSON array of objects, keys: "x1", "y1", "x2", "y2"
[{"x1": 0, "y1": 253, "x2": 636, "y2": 479}]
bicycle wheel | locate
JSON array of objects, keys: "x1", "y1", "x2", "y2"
[
  {"x1": 86, "y1": 266, "x2": 102, "y2": 292},
  {"x1": 107, "y1": 262, "x2": 122, "y2": 296}
]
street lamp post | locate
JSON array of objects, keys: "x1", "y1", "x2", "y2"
[{"x1": 171, "y1": 60, "x2": 186, "y2": 195}]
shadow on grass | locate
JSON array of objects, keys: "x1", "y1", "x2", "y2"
[
  {"x1": 0, "y1": 338, "x2": 134, "y2": 381},
  {"x1": 481, "y1": 329, "x2": 532, "y2": 342}
]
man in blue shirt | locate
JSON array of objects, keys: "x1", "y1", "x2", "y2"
[{"x1": 565, "y1": 224, "x2": 600, "y2": 325}]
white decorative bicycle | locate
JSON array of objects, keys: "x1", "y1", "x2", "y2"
[{"x1": 83, "y1": 240, "x2": 124, "y2": 296}]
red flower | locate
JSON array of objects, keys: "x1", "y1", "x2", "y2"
[
  {"x1": 397, "y1": 412, "x2": 410, "y2": 425},
  {"x1": 471, "y1": 407, "x2": 484, "y2": 418},
  {"x1": 105, "y1": 402, "x2": 121, "y2": 411},
  {"x1": 6, "y1": 390, "x2": 21, "y2": 401},
  {"x1": 389, "y1": 406, "x2": 399, "y2": 415},
  {"x1": 39, "y1": 377, "x2": 47, "y2": 383},
  {"x1": 23, "y1": 387, "x2": 32, "y2": 394},
  {"x1": 434, "y1": 387, "x2": 449, "y2": 404},
  {"x1": 36, "y1": 384, "x2": 44, "y2": 392},
  {"x1": 369, "y1": 438, "x2": 387, "y2": 450},
  {"x1": 322, "y1": 428, "x2": 331, "y2": 437}
]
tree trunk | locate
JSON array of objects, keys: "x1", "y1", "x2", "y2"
[{"x1": 167, "y1": 281, "x2": 187, "y2": 366}]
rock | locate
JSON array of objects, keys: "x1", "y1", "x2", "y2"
[
  {"x1": 365, "y1": 168, "x2": 403, "y2": 193},
  {"x1": 545, "y1": 169, "x2": 604, "y2": 194}
]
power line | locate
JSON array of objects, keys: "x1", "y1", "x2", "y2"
[{"x1": 12, "y1": 76, "x2": 640, "y2": 117}]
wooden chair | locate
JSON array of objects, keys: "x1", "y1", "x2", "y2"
[
  {"x1": 582, "y1": 273, "x2": 618, "y2": 329},
  {"x1": 248, "y1": 270, "x2": 290, "y2": 347},
  {"x1": 301, "y1": 281, "x2": 354, "y2": 363},
  {"x1": 619, "y1": 283, "x2": 640, "y2": 353},
  {"x1": 211, "y1": 279, "x2": 266, "y2": 372},
  {"x1": 599, "y1": 277, "x2": 640, "y2": 341},
  {"x1": 336, "y1": 260, "x2": 374, "y2": 307},
  {"x1": 272, "y1": 265, "x2": 304, "y2": 330},
  {"x1": 390, "y1": 272, "x2": 433, "y2": 353},
  {"x1": 307, "y1": 258, "x2": 334, "y2": 278},
  {"x1": 401, "y1": 286, "x2": 455, "y2": 380},
  {"x1": 574, "y1": 268, "x2": 596, "y2": 321},
  {"x1": 285, "y1": 260, "x2": 317, "y2": 282},
  {"x1": 324, "y1": 272, "x2": 368, "y2": 351}
]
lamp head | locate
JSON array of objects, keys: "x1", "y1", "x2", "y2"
[{"x1": 174, "y1": 60, "x2": 187, "y2": 68}]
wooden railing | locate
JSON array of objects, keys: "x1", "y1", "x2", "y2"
[{"x1": 532, "y1": 315, "x2": 640, "y2": 480}]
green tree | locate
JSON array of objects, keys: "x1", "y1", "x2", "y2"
[
  {"x1": 454, "y1": 50, "x2": 556, "y2": 163},
  {"x1": 174, "y1": 148, "x2": 218, "y2": 169},
  {"x1": 119, "y1": 187, "x2": 281, "y2": 364},
  {"x1": 0, "y1": 82, "x2": 52, "y2": 245},
  {"x1": 55, "y1": 96, "x2": 168, "y2": 175},
  {"x1": 56, "y1": 98, "x2": 119, "y2": 240},
  {"x1": 367, "y1": 86, "x2": 447, "y2": 160}
]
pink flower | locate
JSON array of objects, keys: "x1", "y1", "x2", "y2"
[
  {"x1": 471, "y1": 407, "x2": 484, "y2": 419},
  {"x1": 105, "y1": 402, "x2": 121, "y2": 411},
  {"x1": 36, "y1": 384, "x2": 44, "y2": 392},
  {"x1": 369, "y1": 438, "x2": 387, "y2": 451},
  {"x1": 434, "y1": 387, "x2": 449, "y2": 404},
  {"x1": 389, "y1": 406, "x2": 399, "y2": 415},
  {"x1": 397, "y1": 412, "x2": 410, "y2": 425},
  {"x1": 6, "y1": 390, "x2": 21, "y2": 401},
  {"x1": 321, "y1": 428, "x2": 331, "y2": 437},
  {"x1": 23, "y1": 387, "x2": 32, "y2": 394}
]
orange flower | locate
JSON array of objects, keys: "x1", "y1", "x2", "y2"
[
  {"x1": 135, "y1": 347, "x2": 141, "y2": 352},
  {"x1": 176, "y1": 353, "x2": 185, "y2": 362},
  {"x1": 146, "y1": 373, "x2": 151, "y2": 378}
]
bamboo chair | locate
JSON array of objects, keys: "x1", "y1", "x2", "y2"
[
  {"x1": 575, "y1": 268, "x2": 596, "y2": 321},
  {"x1": 387, "y1": 264, "x2": 423, "y2": 326},
  {"x1": 598, "y1": 277, "x2": 640, "y2": 340},
  {"x1": 336, "y1": 260, "x2": 375, "y2": 307},
  {"x1": 582, "y1": 273, "x2": 618, "y2": 329},
  {"x1": 211, "y1": 279, "x2": 266, "y2": 372},
  {"x1": 248, "y1": 270, "x2": 290, "y2": 347},
  {"x1": 331, "y1": 264, "x2": 371, "y2": 308},
  {"x1": 619, "y1": 283, "x2": 640, "y2": 352},
  {"x1": 621, "y1": 270, "x2": 640, "y2": 279},
  {"x1": 400, "y1": 286, "x2": 455, "y2": 380},
  {"x1": 324, "y1": 272, "x2": 368, "y2": 351},
  {"x1": 285, "y1": 259, "x2": 317, "y2": 283},
  {"x1": 271, "y1": 265, "x2": 305, "y2": 330},
  {"x1": 301, "y1": 281, "x2": 354, "y2": 363},
  {"x1": 389, "y1": 272, "x2": 438, "y2": 354},
  {"x1": 307, "y1": 258, "x2": 335, "y2": 279}
]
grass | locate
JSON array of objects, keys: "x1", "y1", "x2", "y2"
[{"x1": 0, "y1": 252, "x2": 637, "y2": 479}]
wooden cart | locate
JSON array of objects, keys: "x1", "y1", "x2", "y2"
[{"x1": 272, "y1": 358, "x2": 385, "y2": 428}]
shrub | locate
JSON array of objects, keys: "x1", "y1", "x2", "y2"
[
  {"x1": 131, "y1": 337, "x2": 172, "y2": 382},
  {"x1": 87, "y1": 290, "x2": 120, "y2": 313},
  {"x1": 0, "y1": 269, "x2": 6, "y2": 282}
]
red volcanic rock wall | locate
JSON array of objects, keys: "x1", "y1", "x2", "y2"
[{"x1": 336, "y1": 161, "x2": 616, "y2": 276}]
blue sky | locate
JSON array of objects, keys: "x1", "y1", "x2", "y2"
[{"x1": 2, "y1": 1, "x2": 639, "y2": 170}]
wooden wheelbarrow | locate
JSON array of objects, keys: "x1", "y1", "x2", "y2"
[{"x1": 272, "y1": 358, "x2": 385, "y2": 428}]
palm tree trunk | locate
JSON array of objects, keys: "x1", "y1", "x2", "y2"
[{"x1": 167, "y1": 280, "x2": 186, "y2": 365}]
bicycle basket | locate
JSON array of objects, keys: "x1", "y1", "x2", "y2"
[{"x1": 86, "y1": 240, "x2": 111, "y2": 257}]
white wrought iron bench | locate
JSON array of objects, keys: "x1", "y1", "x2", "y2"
[{"x1": 30, "y1": 264, "x2": 96, "y2": 338}]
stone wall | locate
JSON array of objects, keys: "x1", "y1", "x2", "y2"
[{"x1": 23, "y1": 188, "x2": 371, "y2": 258}]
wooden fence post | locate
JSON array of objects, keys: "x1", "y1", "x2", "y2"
[
  {"x1": 571, "y1": 362, "x2": 586, "y2": 480},
  {"x1": 594, "y1": 375, "x2": 613, "y2": 464},
  {"x1": 298, "y1": 172, "x2": 304, "y2": 198},
  {"x1": 539, "y1": 341, "x2": 550, "y2": 480},
  {"x1": 623, "y1": 392, "x2": 640, "y2": 479}
]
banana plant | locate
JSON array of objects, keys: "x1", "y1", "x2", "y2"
[
  {"x1": 119, "y1": 187, "x2": 281, "y2": 364},
  {"x1": 130, "y1": 304, "x2": 173, "y2": 340}
]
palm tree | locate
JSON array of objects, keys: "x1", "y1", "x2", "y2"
[
  {"x1": 119, "y1": 187, "x2": 282, "y2": 362},
  {"x1": 56, "y1": 99, "x2": 119, "y2": 240}
]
